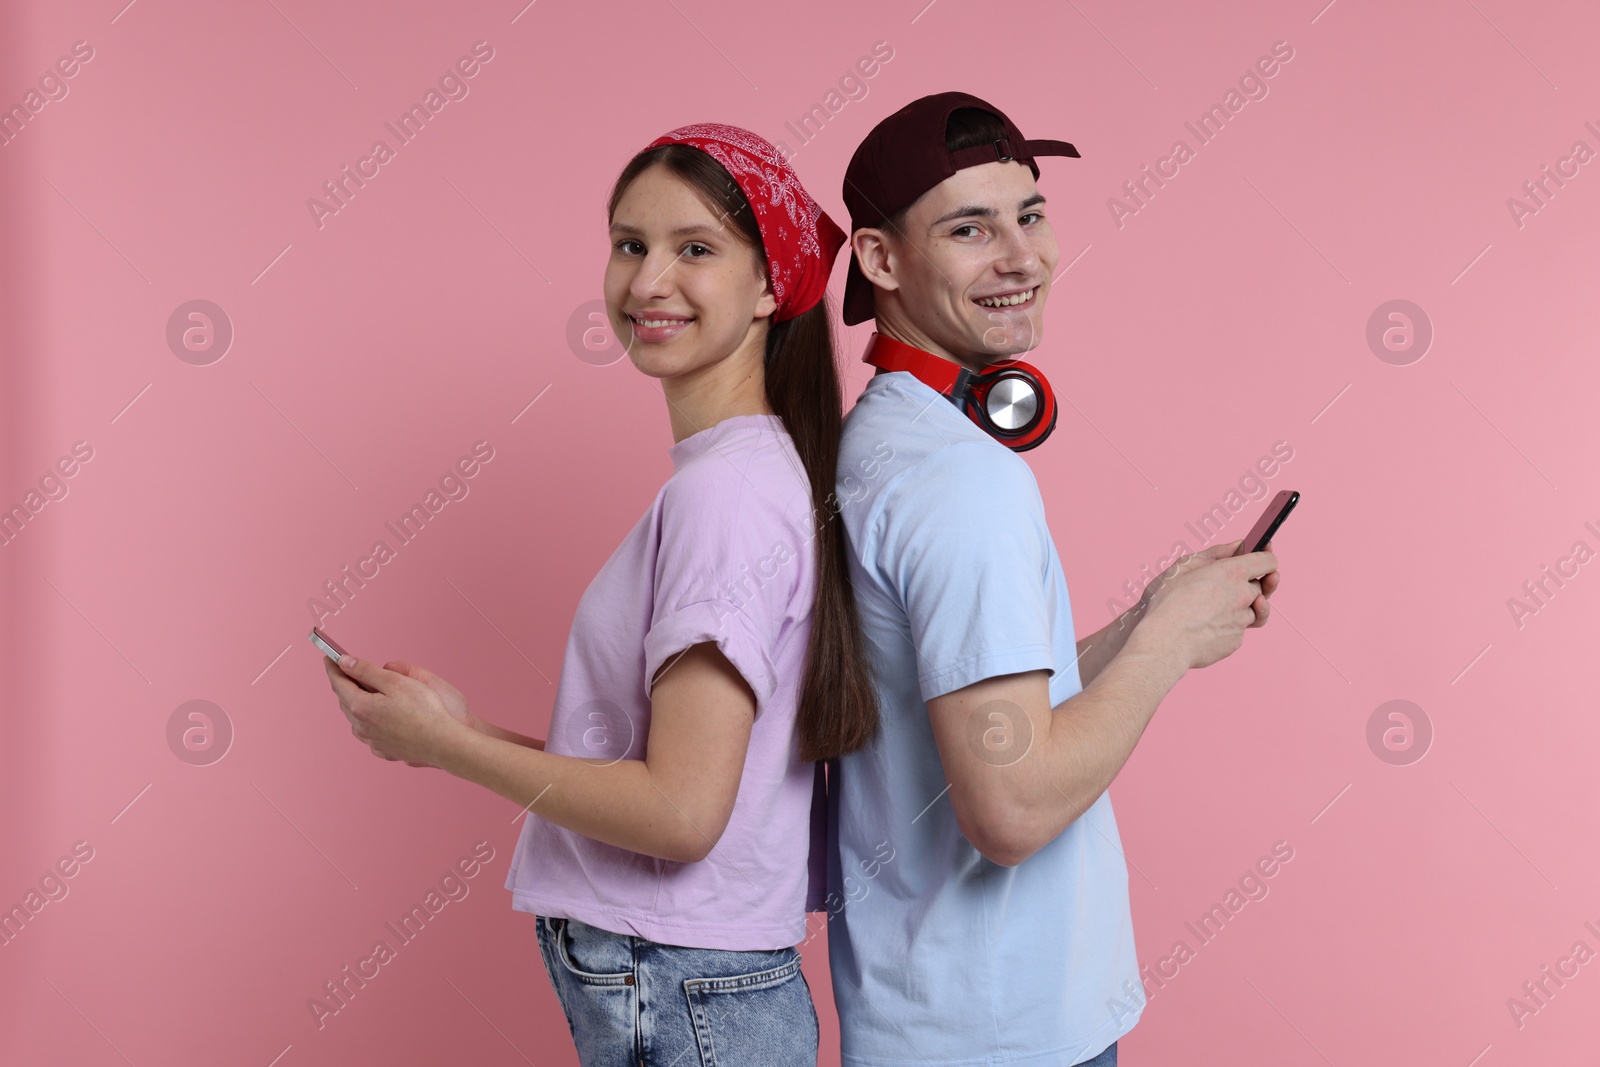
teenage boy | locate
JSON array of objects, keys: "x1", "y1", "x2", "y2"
[{"x1": 826, "y1": 91, "x2": 1282, "y2": 1066}]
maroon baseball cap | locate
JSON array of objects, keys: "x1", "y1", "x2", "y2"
[{"x1": 841, "y1": 91, "x2": 1081, "y2": 326}]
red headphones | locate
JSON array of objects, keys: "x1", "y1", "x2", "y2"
[{"x1": 862, "y1": 332, "x2": 1058, "y2": 452}]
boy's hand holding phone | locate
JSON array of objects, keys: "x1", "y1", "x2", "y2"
[
  {"x1": 1130, "y1": 543, "x2": 1277, "y2": 669},
  {"x1": 1126, "y1": 491, "x2": 1295, "y2": 671}
]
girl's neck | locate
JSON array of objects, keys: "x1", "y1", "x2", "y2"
[{"x1": 661, "y1": 337, "x2": 773, "y2": 445}]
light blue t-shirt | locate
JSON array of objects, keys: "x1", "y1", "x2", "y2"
[{"x1": 827, "y1": 369, "x2": 1144, "y2": 1066}]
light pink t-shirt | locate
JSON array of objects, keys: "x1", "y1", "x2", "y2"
[{"x1": 504, "y1": 413, "x2": 822, "y2": 951}]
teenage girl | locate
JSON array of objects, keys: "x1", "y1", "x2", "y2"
[{"x1": 323, "y1": 122, "x2": 878, "y2": 1066}]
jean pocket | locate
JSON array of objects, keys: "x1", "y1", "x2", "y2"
[
  {"x1": 683, "y1": 950, "x2": 816, "y2": 1067},
  {"x1": 683, "y1": 950, "x2": 803, "y2": 995},
  {"x1": 547, "y1": 917, "x2": 636, "y2": 988}
]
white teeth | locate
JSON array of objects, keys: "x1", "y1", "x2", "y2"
[
  {"x1": 634, "y1": 317, "x2": 691, "y2": 328},
  {"x1": 976, "y1": 288, "x2": 1036, "y2": 308}
]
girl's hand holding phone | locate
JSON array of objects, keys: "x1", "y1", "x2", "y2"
[
  {"x1": 322, "y1": 654, "x2": 474, "y2": 769},
  {"x1": 382, "y1": 659, "x2": 478, "y2": 730}
]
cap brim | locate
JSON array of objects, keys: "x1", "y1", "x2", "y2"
[{"x1": 842, "y1": 252, "x2": 875, "y2": 326}]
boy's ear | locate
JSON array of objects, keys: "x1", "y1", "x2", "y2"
[{"x1": 853, "y1": 228, "x2": 900, "y2": 295}]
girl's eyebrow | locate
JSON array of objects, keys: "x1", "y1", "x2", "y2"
[{"x1": 609, "y1": 221, "x2": 724, "y2": 239}]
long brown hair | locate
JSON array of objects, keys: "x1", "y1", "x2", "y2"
[{"x1": 607, "y1": 143, "x2": 879, "y2": 761}]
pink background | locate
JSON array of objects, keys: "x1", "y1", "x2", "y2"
[{"x1": 3, "y1": 0, "x2": 1598, "y2": 1063}]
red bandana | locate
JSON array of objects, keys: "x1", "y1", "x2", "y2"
[{"x1": 645, "y1": 123, "x2": 845, "y2": 322}]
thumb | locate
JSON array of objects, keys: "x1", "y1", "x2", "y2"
[
  {"x1": 1199, "y1": 539, "x2": 1244, "y2": 561},
  {"x1": 337, "y1": 654, "x2": 388, "y2": 693}
]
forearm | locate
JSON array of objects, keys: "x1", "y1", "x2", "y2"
[
  {"x1": 1073, "y1": 601, "x2": 1146, "y2": 687},
  {"x1": 469, "y1": 712, "x2": 545, "y2": 750},
  {"x1": 1017, "y1": 641, "x2": 1187, "y2": 856},
  {"x1": 437, "y1": 727, "x2": 706, "y2": 862}
]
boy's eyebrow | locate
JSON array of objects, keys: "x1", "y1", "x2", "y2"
[
  {"x1": 928, "y1": 204, "x2": 994, "y2": 228},
  {"x1": 927, "y1": 193, "x2": 1048, "y2": 229}
]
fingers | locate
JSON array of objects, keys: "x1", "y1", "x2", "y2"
[
  {"x1": 353, "y1": 725, "x2": 398, "y2": 762},
  {"x1": 371, "y1": 744, "x2": 425, "y2": 767},
  {"x1": 1259, "y1": 567, "x2": 1281, "y2": 597},
  {"x1": 330, "y1": 662, "x2": 397, "y2": 760},
  {"x1": 1238, "y1": 549, "x2": 1279, "y2": 583},
  {"x1": 1249, "y1": 555, "x2": 1280, "y2": 609},
  {"x1": 325, "y1": 656, "x2": 372, "y2": 707},
  {"x1": 1248, "y1": 594, "x2": 1271, "y2": 627},
  {"x1": 331, "y1": 654, "x2": 392, "y2": 695},
  {"x1": 325, "y1": 661, "x2": 365, "y2": 728},
  {"x1": 329, "y1": 682, "x2": 361, "y2": 726},
  {"x1": 358, "y1": 726, "x2": 399, "y2": 762}
]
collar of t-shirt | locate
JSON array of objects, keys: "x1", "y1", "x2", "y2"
[{"x1": 667, "y1": 413, "x2": 786, "y2": 471}]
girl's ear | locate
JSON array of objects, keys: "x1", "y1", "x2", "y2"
[{"x1": 754, "y1": 270, "x2": 778, "y2": 321}]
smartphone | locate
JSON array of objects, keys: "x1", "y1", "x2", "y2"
[
  {"x1": 309, "y1": 627, "x2": 348, "y2": 662},
  {"x1": 1232, "y1": 489, "x2": 1299, "y2": 556},
  {"x1": 310, "y1": 627, "x2": 377, "y2": 692}
]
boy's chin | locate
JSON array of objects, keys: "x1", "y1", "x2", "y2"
[{"x1": 974, "y1": 328, "x2": 1044, "y2": 361}]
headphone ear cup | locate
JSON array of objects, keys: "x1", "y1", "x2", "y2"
[
  {"x1": 1008, "y1": 397, "x2": 1057, "y2": 453},
  {"x1": 978, "y1": 372, "x2": 1043, "y2": 433},
  {"x1": 967, "y1": 362, "x2": 1056, "y2": 451}
]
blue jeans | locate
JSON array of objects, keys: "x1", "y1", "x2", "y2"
[
  {"x1": 537, "y1": 915, "x2": 819, "y2": 1066},
  {"x1": 1078, "y1": 1041, "x2": 1118, "y2": 1066}
]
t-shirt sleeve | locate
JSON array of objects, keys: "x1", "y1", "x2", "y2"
[
  {"x1": 641, "y1": 464, "x2": 804, "y2": 720},
  {"x1": 877, "y1": 440, "x2": 1055, "y2": 703}
]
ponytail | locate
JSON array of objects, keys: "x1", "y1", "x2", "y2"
[{"x1": 764, "y1": 298, "x2": 881, "y2": 760}]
